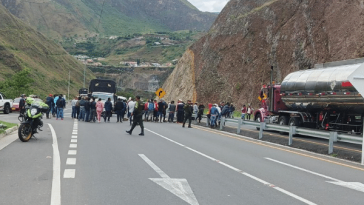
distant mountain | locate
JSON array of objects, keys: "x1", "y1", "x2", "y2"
[
  {"x1": 0, "y1": 0, "x2": 218, "y2": 39},
  {"x1": 0, "y1": 3, "x2": 94, "y2": 98}
]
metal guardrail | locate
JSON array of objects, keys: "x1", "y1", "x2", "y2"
[{"x1": 217, "y1": 117, "x2": 363, "y2": 159}]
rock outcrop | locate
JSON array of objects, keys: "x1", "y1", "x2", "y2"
[{"x1": 163, "y1": 0, "x2": 364, "y2": 111}]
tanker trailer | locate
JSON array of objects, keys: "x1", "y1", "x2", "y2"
[{"x1": 254, "y1": 58, "x2": 364, "y2": 134}]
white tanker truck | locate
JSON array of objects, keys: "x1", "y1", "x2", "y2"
[{"x1": 254, "y1": 58, "x2": 364, "y2": 134}]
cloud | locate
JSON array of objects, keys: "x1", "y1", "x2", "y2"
[{"x1": 188, "y1": 0, "x2": 229, "y2": 12}]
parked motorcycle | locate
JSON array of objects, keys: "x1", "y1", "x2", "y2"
[{"x1": 18, "y1": 98, "x2": 49, "y2": 142}]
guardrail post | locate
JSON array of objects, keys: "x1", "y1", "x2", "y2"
[
  {"x1": 329, "y1": 132, "x2": 338, "y2": 154},
  {"x1": 206, "y1": 116, "x2": 209, "y2": 127},
  {"x1": 237, "y1": 118, "x2": 242, "y2": 134},
  {"x1": 288, "y1": 126, "x2": 296, "y2": 146},
  {"x1": 220, "y1": 117, "x2": 225, "y2": 130},
  {"x1": 259, "y1": 122, "x2": 266, "y2": 139}
]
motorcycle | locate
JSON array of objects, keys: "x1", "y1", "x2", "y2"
[{"x1": 18, "y1": 98, "x2": 49, "y2": 142}]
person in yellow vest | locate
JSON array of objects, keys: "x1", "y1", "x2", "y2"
[{"x1": 126, "y1": 96, "x2": 144, "y2": 136}]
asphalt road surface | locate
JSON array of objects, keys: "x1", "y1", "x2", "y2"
[{"x1": 1, "y1": 110, "x2": 364, "y2": 205}]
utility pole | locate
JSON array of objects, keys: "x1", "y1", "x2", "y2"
[
  {"x1": 83, "y1": 67, "x2": 85, "y2": 88},
  {"x1": 68, "y1": 70, "x2": 70, "y2": 101}
]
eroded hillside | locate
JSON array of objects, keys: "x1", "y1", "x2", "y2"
[
  {"x1": 0, "y1": 3, "x2": 94, "y2": 98},
  {"x1": 162, "y1": 0, "x2": 364, "y2": 110}
]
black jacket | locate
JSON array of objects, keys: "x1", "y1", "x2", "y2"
[{"x1": 115, "y1": 101, "x2": 124, "y2": 111}]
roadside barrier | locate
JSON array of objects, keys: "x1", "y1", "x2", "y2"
[{"x1": 218, "y1": 117, "x2": 364, "y2": 165}]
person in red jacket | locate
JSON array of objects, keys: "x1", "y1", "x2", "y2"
[{"x1": 241, "y1": 105, "x2": 247, "y2": 120}]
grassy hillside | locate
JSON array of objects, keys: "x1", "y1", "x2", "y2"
[
  {"x1": 0, "y1": 4, "x2": 94, "y2": 99},
  {"x1": 0, "y1": 0, "x2": 217, "y2": 40}
]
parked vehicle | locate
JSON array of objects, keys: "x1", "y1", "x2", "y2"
[
  {"x1": 12, "y1": 97, "x2": 21, "y2": 111},
  {"x1": 89, "y1": 79, "x2": 117, "y2": 114},
  {"x1": 255, "y1": 58, "x2": 364, "y2": 134},
  {"x1": 0, "y1": 92, "x2": 13, "y2": 114},
  {"x1": 18, "y1": 97, "x2": 49, "y2": 142}
]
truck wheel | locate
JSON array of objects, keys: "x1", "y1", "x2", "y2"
[
  {"x1": 289, "y1": 117, "x2": 301, "y2": 127},
  {"x1": 278, "y1": 116, "x2": 289, "y2": 135},
  {"x1": 3, "y1": 104, "x2": 10, "y2": 114},
  {"x1": 279, "y1": 116, "x2": 289, "y2": 125}
]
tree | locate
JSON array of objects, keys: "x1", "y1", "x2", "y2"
[{"x1": 0, "y1": 68, "x2": 34, "y2": 99}]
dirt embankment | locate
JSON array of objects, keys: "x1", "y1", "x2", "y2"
[{"x1": 163, "y1": 0, "x2": 364, "y2": 111}]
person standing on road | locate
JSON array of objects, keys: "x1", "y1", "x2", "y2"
[
  {"x1": 96, "y1": 98, "x2": 104, "y2": 123},
  {"x1": 84, "y1": 97, "x2": 91, "y2": 122},
  {"x1": 182, "y1": 100, "x2": 193, "y2": 128},
  {"x1": 71, "y1": 96, "x2": 78, "y2": 119},
  {"x1": 168, "y1": 101, "x2": 176, "y2": 123},
  {"x1": 90, "y1": 97, "x2": 96, "y2": 123},
  {"x1": 128, "y1": 98, "x2": 136, "y2": 125},
  {"x1": 241, "y1": 105, "x2": 247, "y2": 120},
  {"x1": 78, "y1": 97, "x2": 86, "y2": 121},
  {"x1": 104, "y1": 98, "x2": 113, "y2": 122},
  {"x1": 210, "y1": 104, "x2": 219, "y2": 128},
  {"x1": 75, "y1": 96, "x2": 81, "y2": 119},
  {"x1": 19, "y1": 94, "x2": 26, "y2": 117},
  {"x1": 146, "y1": 99, "x2": 154, "y2": 121},
  {"x1": 115, "y1": 98, "x2": 124, "y2": 123},
  {"x1": 246, "y1": 104, "x2": 253, "y2": 120},
  {"x1": 197, "y1": 103, "x2": 205, "y2": 123},
  {"x1": 158, "y1": 99, "x2": 165, "y2": 123},
  {"x1": 45, "y1": 94, "x2": 53, "y2": 119},
  {"x1": 176, "y1": 99, "x2": 184, "y2": 123},
  {"x1": 126, "y1": 96, "x2": 145, "y2": 136},
  {"x1": 56, "y1": 95, "x2": 65, "y2": 120},
  {"x1": 53, "y1": 95, "x2": 59, "y2": 117}
]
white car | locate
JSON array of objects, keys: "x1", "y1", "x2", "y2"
[{"x1": 0, "y1": 92, "x2": 13, "y2": 114}]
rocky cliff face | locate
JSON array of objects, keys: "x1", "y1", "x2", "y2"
[{"x1": 162, "y1": 0, "x2": 364, "y2": 110}]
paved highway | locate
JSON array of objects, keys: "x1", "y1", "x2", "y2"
[{"x1": 1, "y1": 110, "x2": 364, "y2": 205}]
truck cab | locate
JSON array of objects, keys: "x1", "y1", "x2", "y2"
[{"x1": 255, "y1": 84, "x2": 287, "y2": 122}]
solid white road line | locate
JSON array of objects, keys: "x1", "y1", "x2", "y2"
[
  {"x1": 71, "y1": 139, "x2": 77, "y2": 143},
  {"x1": 68, "y1": 150, "x2": 77, "y2": 155},
  {"x1": 48, "y1": 124, "x2": 61, "y2": 205},
  {"x1": 70, "y1": 144, "x2": 77, "y2": 148},
  {"x1": 145, "y1": 128, "x2": 317, "y2": 205},
  {"x1": 66, "y1": 158, "x2": 76, "y2": 165},
  {"x1": 265, "y1": 158, "x2": 340, "y2": 181},
  {"x1": 63, "y1": 169, "x2": 75, "y2": 178}
]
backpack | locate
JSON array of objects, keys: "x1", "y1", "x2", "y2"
[
  {"x1": 56, "y1": 98, "x2": 63, "y2": 107},
  {"x1": 148, "y1": 102, "x2": 154, "y2": 111},
  {"x1": 76, "y1": 100, "x2": 80, "y2": 107}
]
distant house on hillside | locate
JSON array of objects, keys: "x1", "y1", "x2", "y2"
[
  {"x1": 151, "y1": 63, "x2": 161, "y2": 67},
  {"x1": 109, "y1": 36, "x2": 118, "y2": 40},
  {"x1": 121, "y1": 61, "x2": 138, "y2": 67},
  {"x1": 86, "y1": 59, "x2": 94, "y2": 64},
  {"x1": 154, "y1": 42, "x2": 161, "y2": 45}
]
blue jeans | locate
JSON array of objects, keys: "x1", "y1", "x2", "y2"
[
  {"x1": 57, "y1": 108, "x2": 64, "y2": 119},
  {"x1": 79, "y1": 106, "x2": 85, "y2": 121},
  {"x1": 210, "y1": 115, "x2": 217, "y2": 127},
  {"x1": 241, "y1": 113, "x2": 246, "y2": 120},
  {"x1": 168, "y1": 112, "x2": 175, "y2": 122},
  {"x1": 158, "y1": 111, "x2": 163, "y2": 119},
  {"x1": 85, "y1": 110, "x2": 90, "y2": 122},
  {"x1": 72, "y1": 106, "x2": 76, "y2": 118}
]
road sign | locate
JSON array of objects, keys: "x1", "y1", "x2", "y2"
[{"x1": 155, "y1": 88, "x2": 166, "y2": 98}]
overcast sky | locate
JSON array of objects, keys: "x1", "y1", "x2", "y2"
[{"x1": 187, "y1": 0, "x2": 229, "y2": 12}]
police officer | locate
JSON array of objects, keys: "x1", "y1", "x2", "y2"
[
  {"x1": 126, "y1": 96, "x2": 144, "y2": 136},
  {"x1": 182, "y1": 100, "x2": 193, "y2": 128}
]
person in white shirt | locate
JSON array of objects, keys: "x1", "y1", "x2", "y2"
[
  {"x1": 128, "y1": 99, "x2": 136, "y2": 125},
  {"x1": 71, "y1": 97, "x2": 78, "y2": 119}
]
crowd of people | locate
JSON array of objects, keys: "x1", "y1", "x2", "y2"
[{"x1": 18, "y1": 93, "x2": 255, "y2": 132}]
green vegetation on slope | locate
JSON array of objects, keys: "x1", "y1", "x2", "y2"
[
  {"x1": 62, "y1": 31, "x2": 204, "y2": 66},
  {"x1": 0, "y1": 4, "x2": 95, "y2": 99}
]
